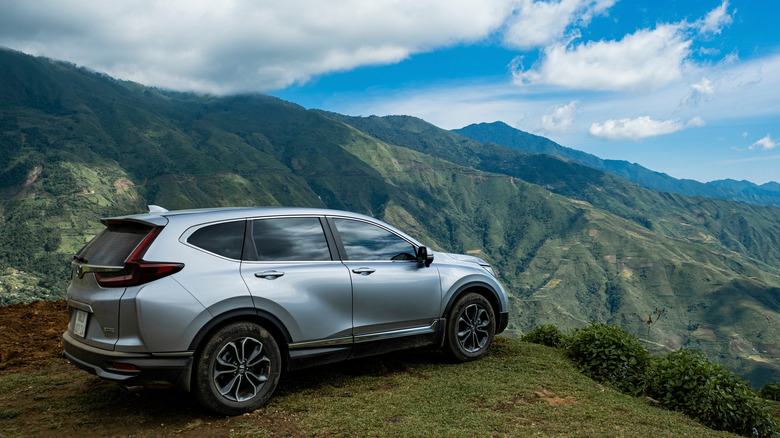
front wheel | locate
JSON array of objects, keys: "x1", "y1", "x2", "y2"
[
  {"x1": 443, "y1": 293, "x2": 496, "y2": 362},
  {"x1": 193, "y1": 321, "x2": 282, "y2": 415}
]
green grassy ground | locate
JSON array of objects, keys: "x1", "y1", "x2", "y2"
[{"x1": 0, "y1": 337, "x2": 747, "y2": 437}]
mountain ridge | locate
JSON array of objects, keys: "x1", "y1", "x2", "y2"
[
  {"x1": 453, "y1": 121, "x2": 780, "y2": 207},
  {"x1": 2, "y1": 49, "x2": 780, "y2": 388}
]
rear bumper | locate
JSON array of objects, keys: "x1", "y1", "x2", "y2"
[{"x1": 62, "y1": 331, "x2": 193, "y2": 391}]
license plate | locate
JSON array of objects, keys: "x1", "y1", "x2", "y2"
[{"x1": 74, "y1": 309, "x2": 88, "y2": 337}]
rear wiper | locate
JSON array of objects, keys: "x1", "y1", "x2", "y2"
[{"x1": 73, "y1": 255, "x2": 88, "y2": 263}]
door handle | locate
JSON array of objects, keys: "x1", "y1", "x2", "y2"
[
  {"x1": 255, "y1": 270, "x2": 285, "y2": 279},
  {"x1": 351, "y1": 267, "x2": 376, "y2": 275}
]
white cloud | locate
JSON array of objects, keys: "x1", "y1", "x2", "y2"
[
  {"x1": 541, "y1": 101, "x2": 578, "y2": 132},
  {"x1": 687, "y1": 116, "x2": 706, "y2": 127},
  {"x1": 691, "y1": 78, "x2": 714, "y2": 96},
  {"x1": 513, "y1": 23, "x2": 692, "y2": 91},
  {"x1": 749, "y1": 135, "x2": 778, "y2": 151},
  {"x1": 0, "y1": 0, "x2": 735, "y2": 98},
  {"x1": 513, "y1": 2, "x2": 736, "y2": 92},
  {"x1": 502, "y1": 0, "x2": 616, "y2": 49},
  {"x1": 0, "y1": 0, "x2": 518, "y2": 94},
  {"x1": 697, "y1": 1, "x2": 733, "y2": 35},
  {"x1": 343, "y1": 51, "x2": 780, "y2": 141},
  {"x1": 589, "y1": 116, "x2": 692, "y2": 140},
  {"x1": 682, "y1": 78, "x2": 715, "y2": 105}
]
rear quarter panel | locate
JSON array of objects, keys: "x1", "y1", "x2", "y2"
[{"x1": 134, "y1": 223, "x2": 254, "y2": 352}]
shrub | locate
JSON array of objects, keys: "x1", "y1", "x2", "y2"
[
  {"x1": 759, "y1": 382, "x2": 780, "y2": 401},
  {"x1": 567, "y1": 323, "x2": 649, "y2": 395},
  {"x1": 521, "y1": 324, "x2": 567, "y2": 348},
  {"x1": 646, "y1": 349, "x2": 777, "y2": 437}
]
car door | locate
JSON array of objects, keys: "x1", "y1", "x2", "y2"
[
  {"x1": 329, "y1": 217, "x2": 442, "y2": 340},
  {"x1": 240, "y1": 216, "x2": 353, "y2": 345}
]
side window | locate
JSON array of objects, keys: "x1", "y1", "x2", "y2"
[
  {"x1": 187, "y1": 220, "x2": 246, "y2": 259},
  {"x1": 333, "y1": 219, "x2": 416, "y2": 261},
  {"x1": 246, "y1": 217, "x2": 332, "y2": 262}
]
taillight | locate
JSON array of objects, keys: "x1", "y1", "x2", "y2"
[{"x1": 95, "y1": 227, "x2": 184, "y2": 287}]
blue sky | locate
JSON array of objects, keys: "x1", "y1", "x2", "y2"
[{"x1": 1, "y1": 0, "x2": 778, "y2": 184}]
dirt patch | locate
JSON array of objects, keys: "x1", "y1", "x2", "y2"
[
  {"x1": 534, "y1": 388, "x2": 577, "y2": 405},
  {"x1": 0, "y1": 300, "x2": 306, "y2": 437},
  {"x1": 113, "y1": 177, "x2": 135, "y2": 194},
  {"x1": 0, "y1": 300, "x2": 68, "y2": 370}
]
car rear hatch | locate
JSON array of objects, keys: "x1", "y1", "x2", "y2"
[{"x1": 67, "y1": 218, "x2": 181, "y2": 351}]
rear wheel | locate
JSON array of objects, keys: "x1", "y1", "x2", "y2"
[
  {"x1": 193, "y1": 321, "x2": 281, "y2": 415},
  {"x1": 443, "y1": 293, "x2": 495, "y2": 362}
]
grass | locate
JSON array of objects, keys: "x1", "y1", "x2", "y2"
[
  {"x1": 0, "y1": 338, "x2": 746, "y2": 437},
  {"x1": 252, "y1": 337, "x2": 737, "y2": 437},
  {"x1": 0, "y1": 371, "x2": 70, "y2": 394}
]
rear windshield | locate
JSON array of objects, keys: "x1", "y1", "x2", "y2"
[{"x1": 76, "y1": 222, "x2": 154, "y2": 266}]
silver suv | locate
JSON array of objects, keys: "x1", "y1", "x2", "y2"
[{"x1": 63, "y1": 206, "x2": 509, "y2": 414}]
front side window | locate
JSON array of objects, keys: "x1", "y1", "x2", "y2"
[
  {"x1": 246, "y1": 217, "x2": 332, "y2": 262},
  {"x1": 187, "y1": 220, "x2": 246, "y2": 259},
  {"x1": 332, "y1": 219, "x2": 416, "y2": 261}
]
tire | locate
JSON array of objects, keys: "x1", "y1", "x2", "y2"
[
  {"x1": 443, "y1": 293, "x2": 496, "y2": 362},
  {"x1": 193, "y1": 321, "x2": 282, "y2": 415}
]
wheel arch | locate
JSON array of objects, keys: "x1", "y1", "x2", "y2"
[
  {"x1": 187, "y1": 308, "x2": 293, "y2": 361},
  {"x1": 443, "y1": 282, "x2": 502, "y2": 324}
]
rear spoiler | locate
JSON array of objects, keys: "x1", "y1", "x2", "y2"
[{"x1": 99, "y1": 205, "x2": 170, "y2": 227}]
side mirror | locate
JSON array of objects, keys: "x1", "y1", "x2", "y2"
[{"x1": 416, "y1": 246, "x2": 434, "y2": 267}]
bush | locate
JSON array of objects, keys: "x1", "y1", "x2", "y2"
[
  {"x1": 521, "y1": 324, "x2": 567, "y2": 348},
  {"x1": 527, "y1": 322, "x2": 777, "y2": 436},
  {"x1": 567, "y1": 323, "x2": 649, "y2": 395},
  {"x1": 646, "y1": 349, "x2": 777, "y2": 437},
  {"x1": 759, "y1": 383, "x2": 780, "y2": 401}
]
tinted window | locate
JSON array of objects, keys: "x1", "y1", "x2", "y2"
[
  {"x1": 247, "y1": 217, "x2": 331, "y2": 262},
  {"x1": 187, "y1": 220, "x2": 246, "y2": 259},
  {"x1": 77, "y1": 222, "x2": 153, "y2": 266},
  {"x1": 333, "y1": 219, "x2": 416, "y2": 261}
]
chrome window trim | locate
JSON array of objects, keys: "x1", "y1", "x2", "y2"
[
  {"x1": 241, "y1": 260, "x2": 343, "y2": 265},
  {"x1": 179, "y1": 214, "x2": 422, "y2": 263}
]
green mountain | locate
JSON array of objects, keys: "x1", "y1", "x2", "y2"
[
  {"x1": 2, "y1": 48, "x2": 780, "y2": 389},
  {"x1": 315, "y1": 112, "x2": 780, "y2": 386},
  {"x1": 454, "y1": 121, "x2": 780, "y2": 207}
]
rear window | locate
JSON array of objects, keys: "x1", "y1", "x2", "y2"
[{"x1": 77, "y1": 222, "x2": 154, "y2": 266}]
